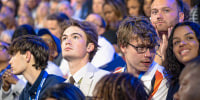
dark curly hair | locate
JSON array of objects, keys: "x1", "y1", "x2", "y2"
[
  {"x1": 93, "y1": 73, "x2": 149, "y2": 100},
  {"x1": 163, "y1": 22, "x2": 200, "y2": 85},
  {"x1": 9, "y1": 35, "x2": 49, "y2": 70}
]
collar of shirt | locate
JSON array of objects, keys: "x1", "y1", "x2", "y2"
[
  {"x1": 123, "y1": 61, "x2": 158, "y2": 81},
  {"x1": 141, "y1": 61, "x2": 165, "y2": 91},
  {"x1": 69, "y1": 62, "x2": 90, "y2": 84},
  {"x1": 27, "y1": 70, "x2": 46, "y2": 96},
  {"x1": 141, "y1": 61, "x2": 157, "y2": 81}
]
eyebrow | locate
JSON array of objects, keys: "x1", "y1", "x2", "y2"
[
  {"x1": 173, "y1": 32, "x2": 194, "y2": 40},
  {"x1": 71, "y1": 33, "x2": 83, "y2": 37},
  {"x1": 162, "y1": 7, "x2": 172, "y2": 9},
  {"x1": 151, "y1": 7, "x2": 171, "y2": 10},
  {"x1": 62, "y1": 33, "x2": 83, "y2": 37}
]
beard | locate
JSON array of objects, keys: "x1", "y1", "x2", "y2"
[{"x1": 156, "y1": 16, "x2": 179, "y2": 39}]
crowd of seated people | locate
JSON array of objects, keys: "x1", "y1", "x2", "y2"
[{"x1": 0, "y1": 0, "x2": 199, "y2": 100}]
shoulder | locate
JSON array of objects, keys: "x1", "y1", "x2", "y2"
[
  {"x1": 87, "y1": 63, "x2": 110, "y2": 74},
  {"x1": 42, "y1": 75, "x2": 65, "y2": 91},
  {"x1": 85, "y1": 63, "x2": 110, "y2": 80},
  {"x1": 95, "y1": 68, "x2": 110, "y2": 76},
  {"x1": 46, "y1": 75, "x2": 66, "y2": 83}
]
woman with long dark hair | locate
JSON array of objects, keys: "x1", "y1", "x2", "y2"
[{"x1": 163, "y1": 21, "x2": 200, "y2": 100}]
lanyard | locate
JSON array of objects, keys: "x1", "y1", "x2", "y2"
[
  {"x1": 29, "y1": 71, "x2": 48, "y2": 100},
  {"x1": 138, "y1": 72, "x2": 145, "y2": 80},
  {"x1": 124, "y1": 66, "x2": 145, "y2": 80}
]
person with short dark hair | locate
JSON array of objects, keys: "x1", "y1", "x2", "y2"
[
  {"x1": 150, "y1": 1, "x2": 186, "y2": 99},
  {"x1": 5, "y1": 35, "x2": 65, "y2": 100},
  {"x1": 12, "y1": 24, "x2": 36, "y2": 41},
  {"x1": 150, "y1": 0, "x2": 185, "y2": 66},
  {"x1": 61, "y1": 19, "x2": 109, "y2": 96},
  {"x1": 41, "y1": 83, "x2": 85, "y2": 100},
  {"x1": 44, "y1": 13, "x2": 69, "y2": 66},
  {"x1": 44, "y1": 13, "x2": 69, "y2": 39}
]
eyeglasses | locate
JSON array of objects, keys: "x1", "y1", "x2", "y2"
[
  {"x1": 0, "y1": 45, "x2": 7, "y2": 51},
  {"x1": 127, "y1": 43, "x2": 159, "y2": 53}
]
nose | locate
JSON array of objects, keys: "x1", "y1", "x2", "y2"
[
  {"x1": 179, "y1": 40, "x2": 187, "y2": 47},
  {"x1": 65, "y1": 38, "x2": 72, "y2": 45},
  {"x1": 144, "y1": 49, "x2": 152, "y2": 57},
  {"x1": 157, "y1": 11, "x2": 163, "y2": 20}
]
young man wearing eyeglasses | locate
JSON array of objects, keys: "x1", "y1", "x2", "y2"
[{"x1": 115, "y1": 16, "x2": 168, "y2": 100}]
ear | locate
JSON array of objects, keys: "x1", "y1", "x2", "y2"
[
  {"x1": 87, "y1": 43, "x2": 95, "y2": 53},
  {"x1": 25, "y1": 51, "x2": 32, "y2": 63},
  {"x1": 179, "y1": 12, "x2": 184, "y2": 22},
  {"x1": 120, "y1": 45, "x2": 126, "y2": 54}
]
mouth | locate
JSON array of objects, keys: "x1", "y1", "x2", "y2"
[
  {"x1": 141, "y1": 61, "x2": 151, "y2": 66},
  {"x1": 156, "y1": 21, "x2": 165, "y2": 25},
  {"x1": 157, "y1": 22, "x2": 165, "y2": 24},
  {"x1": 180, "y1": 49, "x2": 190, "y2": 56},
  {"x1": 64, "y1": 47, "x2": 72, "y2": 51}
]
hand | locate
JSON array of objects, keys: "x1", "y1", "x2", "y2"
[
  {"x1": 152, "y1": 22, "x2": 161, "y2": 40},
  {"x1": 2, "y1": 79, "x2": 10, "y2": 91},
  {"x1": 2, "y1": 69, "x2": 19, "y2": 91},
  {"x1": 159, "y1": 27, "x2": 173, "y2": 60},
  {"x1": 152, "y1": 22, "x2": 172, "y2": 40},
  {"x1": 152, "y1": 22, "x2": 173, "y2": 65}
]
